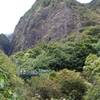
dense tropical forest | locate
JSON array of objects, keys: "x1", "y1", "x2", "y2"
[
  {"x1": 0, "y1": 0, "x2": 100, "y2": 100},
  {"x1": 0, "y1": 25, "x2": 100, "y2": 99}
]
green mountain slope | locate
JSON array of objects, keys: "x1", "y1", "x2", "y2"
[
  {"x1": 0, "y1": 50, "x2": 32, "y2": 99},
  {"x1": 10, "y1": 0, "x2": 100, "y2": 53},
  {"x1": 0, "y1": 0, "x2": 100, "y2": 100}
]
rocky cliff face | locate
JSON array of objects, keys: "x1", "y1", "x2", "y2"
[
  {"x1": 0, "y1": 34, "x2": 10, "y2": 55},
  {"x1": 10, "y1": 0, "x2": 100, "y2": 53}
]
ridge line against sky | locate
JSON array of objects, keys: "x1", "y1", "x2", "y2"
[{"x1": 0, "y1": 0, "x2": 92, "y2": 35}]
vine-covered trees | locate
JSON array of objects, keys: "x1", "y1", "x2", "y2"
[
  {"x1": 0, "y1": 51, "x2": 32, "y2": 99},
  {"x1": 2, "y1": 25, "x2": 99, "y2": 99}
]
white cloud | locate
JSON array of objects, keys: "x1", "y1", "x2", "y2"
[
  {"x1": 0, "y1": 0, "x2": 36, "y2": 35},
  {"x1": 76, "y1": 0, "x2": 93, "y2": 3}
]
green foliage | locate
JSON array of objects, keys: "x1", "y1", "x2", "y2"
[
  {"x1": 10, "y1": 25, "x2": 100, "y2": 99},
  {"x1": 42, "y1": 0, "x2": 51, "y2": 7},
  {"x1": 12, "y1": 38, "x2": 96, "y2": 71},
  {"x1": 0, "y1": 50, "x2": 33, "y2": 99},
  {"x1": 84, "y1": 83, "x2": 100, "y2": 100},
  {"x1": 83, "y1": 26, "x2": 100, "y2": 36},
  {"x1": 84, "y1": 80, "x2": 100, "y2": 100},
  {"x1": 83, "y1": 54, "x2": 100, "y2": 100},
  {"x1": 0, "y1": 0, "x2": 99, "y2": 99},
  {"x1": 83, "y1": 54, "x2": 100, "y2": 82},
  {"x1": 56, "y1": 69, "x2": 87, "y2": 100},
  {"x1": 95, "y1": 40, "x2": 100, "y2": 55},
  {"x1": 29, "y1": 69, "x2": 87, "y2": 100}
]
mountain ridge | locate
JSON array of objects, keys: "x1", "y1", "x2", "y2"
[{"x1": 8, "y1": 0, "x2": 100, "y2": 53}]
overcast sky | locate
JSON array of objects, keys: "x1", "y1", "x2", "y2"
[
  {"x1": 0, "y1": 0, "x2": 36, "y2": 35},
  {"x1": 0, "y1": 0, "x2": 92, "y2": 35},
  {"x1": 77, "y1": 0, "x2": 92, "y2": 3}
]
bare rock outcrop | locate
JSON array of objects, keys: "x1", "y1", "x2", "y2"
[{"x1": 10, "y1": 0, "x2": 100, "y2": 53}]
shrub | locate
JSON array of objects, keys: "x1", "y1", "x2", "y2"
[
  {"x1": 30, "y1": 69, "x2": 87, "y2": 100},
  {"x1": 56, "y1": 69, "x2": 87, "y2": 100},
  {"x1": 0, "y1": 51, "x2": 33, "y2": 99},
  {"x1": 42, "y1": 0, "x2": 51, "y2": 7},
  {"x1": 12, "y1": 40, "x2": 96, "y2": 71},
  {"x1": 83, "y1": 54, "x2": 100, "y2": 100},
  {"x1": 84, "y1": 83, "x2": 100, "y2": 100},
  {"x1": 83, "y1": 54, "x2": 100, "y2": 82}
]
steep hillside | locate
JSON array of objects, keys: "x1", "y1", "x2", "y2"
[
  {"x1": 0, "y1": 50, "x2": 32, "y2": 99},
  {"x1": 11, "y1": 25, "x2": 100, "y2": 99},
  {"x1": 10, "y1": 0, "x2": 100, "y2": 53},
  {"x1": 0, "y1": 34, "x2": 10, "y2": 54},
  {"x1": 0, "y1": 0, "x2": 100, "y2": 99}
]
